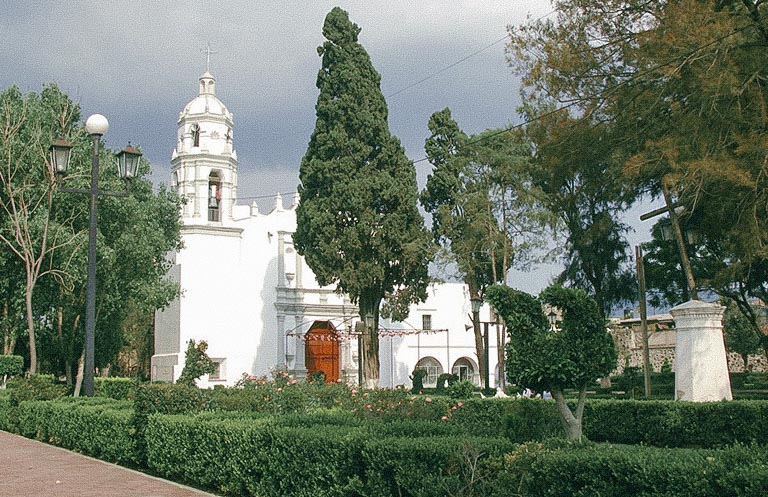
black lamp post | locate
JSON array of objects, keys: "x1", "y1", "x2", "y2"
[{"x1": 50, "y1": 114, "x2": 141, "y2": 397}]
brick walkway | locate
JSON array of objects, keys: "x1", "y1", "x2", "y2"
[{"x1": 0, "y1": 431, "x2": 219, "y2": 497}]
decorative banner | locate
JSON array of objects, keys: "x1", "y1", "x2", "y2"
[{"x1": 286, "y1": 328, "x2": 448, "y2": 341}]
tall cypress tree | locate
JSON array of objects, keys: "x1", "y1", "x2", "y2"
[{"x1": 295, "y1": 7, "x2": 431, "y2": 387}]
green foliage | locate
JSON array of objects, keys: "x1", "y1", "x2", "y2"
[
  {"x1": 583, "y1": 400, "x2": 768, "y2": 448},
  {"x1": 499, "y1": 441, "x2": 768, "y2": 497},
  {"x1": 295, "y1": 7, "x2": 432, "y2": 385},
  {"x1": 6, "y1": 374, "x2": 66, "y2": 405},
  {"x1": 361, "y1": 436, "x2": 516, "y2": 497},
  {"x1": 447, "y1": 380, "x2": 475, "y2": 399},
  {"x1": 503, "y1": 398, "x2": 563, "y2": 443},
  {"x1": 0, "y1": 84, "x2": 181, "y2": 377},
  {"x1": 132, "y1": 382, "x2": 212, "y2": 458},
  {"x1": 0, "y1": 354, "x2": 23, "y2": 377},
  {"x1": 146, "y1": 413, "x2": 514, "y2": 497},
  {"x1": 723, "y1": 299, "x2": 763, "y2": 370},
  {"x1": 94, "y1": 377, "x2": 137, "y2": 400},
  {"x1": 177, "y1": 339, "x2": 215, "y2": 387},
  {"x1": 410, "y1": 368, "x2": 427, "y2": 393},
  {"x1": 13, "y1": 399, "x2": 137, "y2": 464},
  {"x1": 435, "y1": 373, "x2": 458, "y2": 393},
  {"x1": 486, "y1": 285, "x2": 617, "y2": 393}
]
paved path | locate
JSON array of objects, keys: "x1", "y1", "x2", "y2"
[{"x1": 0, "y1": 431, "x2": 219, "y2": 497}]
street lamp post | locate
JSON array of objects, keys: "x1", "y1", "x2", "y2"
[{"x1": 50, "y1": 114, "x2": 141, "y2": 397}]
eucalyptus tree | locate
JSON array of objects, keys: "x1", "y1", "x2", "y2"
[
  {"x1": 295, "y1": 7, "x2": 432, "y2": 387},
  {"x1": 421, "y1": 108, "x2": 551, "y2": 386}
]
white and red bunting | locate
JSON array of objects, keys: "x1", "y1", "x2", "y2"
[{"x1": 286, "y1": 328, "x2": 448, "y2": 341}]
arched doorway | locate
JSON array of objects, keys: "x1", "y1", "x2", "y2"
[
  {"x1": 304, "y1": 321, "x2": 340, "y2": 383},
  {"x1": 452, "y1": 357, "x2": 478, "y2": 385},
  {"x1": 415, "y1": 356, "x2": 443, "y2": 387}
]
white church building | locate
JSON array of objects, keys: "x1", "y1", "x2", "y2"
[{"x1": 151, "y1": 70, "x2": 502, "y2": 389}]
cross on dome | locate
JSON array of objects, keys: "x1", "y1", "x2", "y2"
[{"x1": 202, "y1": 43, "x2": 217, "y2": 73}]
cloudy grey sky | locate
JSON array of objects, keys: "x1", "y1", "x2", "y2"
[{"x1": 1, "y1": 1, "x2": 659, "y2": 295}]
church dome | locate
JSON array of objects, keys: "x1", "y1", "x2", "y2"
[{"x1": 180, "y1": 71, "x2": 233, "y2": 120}]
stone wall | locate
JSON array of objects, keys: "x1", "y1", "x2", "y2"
[{"x1": 609, "y1": 317, "x2": 767, "y2": 374}]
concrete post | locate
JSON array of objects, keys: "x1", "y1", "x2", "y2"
[{"x1": 671, "y1": 300, "x2": 732, "y2": 401}]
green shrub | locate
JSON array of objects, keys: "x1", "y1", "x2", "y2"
[
  {"x1": 7, "y1": 374, "x2": 66, "y2": 405},
  {"x1": 145, "y1": 413, "x2": 517, "y2": 497},
  {"x1": 13, "y1": 399, "x2": 138, "y2": 464},
  {"x1": 133, "y1": 382, "x2": 213, "y2": 458},
  {"x1": 361, "y1": 435, "x2": 516, "y2": 497},
  {"x1": 435, "y1": 373, "x2": 458, "y2": 394},
  {"x1": 447, "y1": 380, "x2": 475, "y2": 399},
  {"x1": 94, "y1": 377, "x2": 137, "y2": 400},
  {"x1": 497, "y1": 441, "x2": 768, "y2": 496},
  {"x1": 447, "y1": 398, "x2": 520, "y2": 437},
  {"x1": 0, "y1": 391, "x2": 11, "y2": 430},
  {"x1": 503, "y1": 398, "x2": 563, "y2": 442},
  {"x1": 583, "y1": 400, "x2": 768, "y2": 448},
  {"x1": 0, "y1": 354, "x2": 23, "y2": 384},
  {"x1": 146, "y1": 415, "x2": 367, "y2": 497}
]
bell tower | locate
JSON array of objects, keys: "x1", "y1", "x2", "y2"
[{"x1": 171, "y1": 68, "x2": 238, "y2": 225}]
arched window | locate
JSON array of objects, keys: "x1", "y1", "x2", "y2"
[
  {"x1": 208, "y1": 171, "x2": 222, "y2": 221},
  {"x1": 452, "y1": 357, "x2": 477, "y2": 384},
  {"x1": 170, "y1": 171, "x2": 178, "y2": 190},
  {"x1": 415, "y1": 356, "x2": 443, "y2": 387},
  {"x1": 191, "y1": 124, "x2": 200, "y2": 147}
]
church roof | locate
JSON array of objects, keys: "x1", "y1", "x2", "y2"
[{"x1": 181, "y1": 71, "x2": 232, "y2": 120}]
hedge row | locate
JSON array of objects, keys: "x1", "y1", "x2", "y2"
[
  {"x1": 11, "y1": 398, "x2": 138, "y2": 464},
  {"x1": 583, "y1": 400, "x2": 768, "y2": 448},
  {"x1": 146, "y1": 414, "x2": 515, "y2": 497},
  {"x1": 498, "y1": 441, "x2": 768, "y2": 496}
]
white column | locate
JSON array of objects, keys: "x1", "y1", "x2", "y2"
[{"x1": 671, "y1": 300, "x2": 732, "y2": 401}]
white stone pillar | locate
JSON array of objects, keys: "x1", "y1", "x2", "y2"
[{"x1": 671, "y1": 300, "x2": 732, "y2": 401}]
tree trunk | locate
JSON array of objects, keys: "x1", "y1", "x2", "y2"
[
  {"x1": 25, "y1": 282, "x2": 37, "y2": 374},
  {"x1": 359, "y1": 293, "x2": 381, "y2": 389},
  {"x1": 73, "y1": 349, "x2": 85, "y2": 397},
  {"x1": 469, "y1": 285, "x2": 486, "y2": 388},
  {"x1": 553, "y1": 388, "x2": 586, "y2": 441}
]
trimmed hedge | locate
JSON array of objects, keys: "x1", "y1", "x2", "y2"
[
  {"x1": 146, "y1": 413, "x2": 515, "y2": 497},
  {"x1": 498, "y1": 441, "x2": 768, "y2": 496},
  {"x1": 583, "y1": 400, "x2": 768, "y2": 448},
  {"x1": 361, "y1": 436, "x2": 515, "y2": 497},
  {"x1": 94, "y1": 377, "x2": 137, "y2": 400},
  {"x1": 0, "y1": 354, "x2": 23, "y2": 377},
  {"x1": 12, "y1": 398, "x2": 138, "y2": 464}
]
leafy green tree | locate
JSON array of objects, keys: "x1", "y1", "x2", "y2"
[
  {"x1": 0, "y1": 85, "x2": 84, "y2": 373},
  {"x1": 295, "y1": 7, "x2": 432, "y2": 387},
  {"x1": 0, "y1": 84, "x2": 182, "y2": 381},
  {"x1": 486, "y1": 284, "x2": 617, "y2": 440},
  {"x1": 723, "y1": 299, "x2": 762, "y2": 371},
  {"x1": 523, "y1": 113, "x2": 637, "y2": 317},
  {"x1": 421, "y1": 108, "x2": 551, "y2": 386},
  {"x1": 507, "y1": 0, "x2": 768, "y2": 315},
  {"x1": 177, "y1": 339, "x2": 215, "y2": 387}
]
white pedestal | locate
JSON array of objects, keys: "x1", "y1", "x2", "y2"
[{"x1": 671, "y1": 300, "x2": 732, "y2": 401}]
